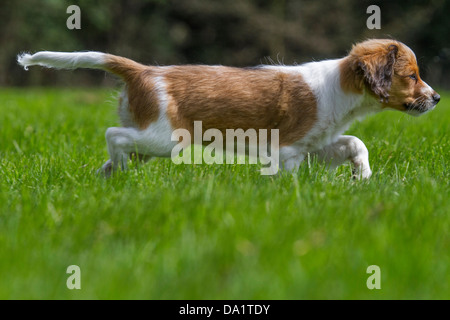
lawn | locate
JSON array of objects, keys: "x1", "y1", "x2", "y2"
[{"x1": 0, "y1": 87, "x2": 448, "y2": 299}]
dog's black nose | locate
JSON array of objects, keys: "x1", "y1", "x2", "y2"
[{"x1": 433, "y1": 93, "x2": 441, "y2": 103}]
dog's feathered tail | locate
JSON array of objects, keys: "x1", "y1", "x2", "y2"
[{"x1": 17, "y1": 51, "x2": 146, "y2": 81}]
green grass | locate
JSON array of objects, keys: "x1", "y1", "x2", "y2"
[{"x1": 0, "y1": 87, "x2": 448, "y2": 299}]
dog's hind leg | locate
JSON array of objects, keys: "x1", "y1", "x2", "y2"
[
  {"x1": 97, "y1": 127, "x2": 138, "y2": 177},
  {"x1": 97, "y1": 127, "x2": 148, "y2": 177},
  {"x1": 98, "y1": 125, "x2": 176, "y2": 177}
]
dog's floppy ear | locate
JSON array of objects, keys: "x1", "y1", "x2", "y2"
[{"x1": 357, "y1": 44, "x2": 398, "y2": 103}]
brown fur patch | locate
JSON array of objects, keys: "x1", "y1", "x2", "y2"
[
  {"x1": 339, "y1": 57, "x2": 364, "y2": 94},
  {"x1": 276, "y1": 73, "x2": 318, "y2": 146},
  {"x1": 348, "y1": 39, "x2": 400, "y2": 102},
  {"x1": 159, "y1": 66, "x2": 317, "y2": 146},
  {"x1": 105, "y1": 55, "x2": 160, "y2": 129}
]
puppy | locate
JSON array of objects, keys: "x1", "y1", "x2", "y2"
[{"x1": 17, "y1": 39, "x2": 440, "y2": 178}]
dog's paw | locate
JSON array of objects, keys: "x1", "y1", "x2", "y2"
[
  {"x1": 97, "y1": 160, "x2": 113, "y2": 178},
  {"x1": 352, "y1": 167, "x2": 372, "y2": 180}
]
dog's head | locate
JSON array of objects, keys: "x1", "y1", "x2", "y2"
[{"x1": 347, "y1": 39, "x2": 440, "y2": 116}]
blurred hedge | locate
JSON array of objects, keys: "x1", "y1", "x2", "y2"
[{"x1": 1, "y1": 0, "x2": 449, "y2": 88}]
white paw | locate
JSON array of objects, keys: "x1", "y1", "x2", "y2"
[{"x1": 352, "y1": 166, "x2": 372, "y2": 180}]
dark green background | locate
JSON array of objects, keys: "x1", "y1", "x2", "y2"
[{"x1": 1, "y1": 0, "x2": 449, "y2": 88}]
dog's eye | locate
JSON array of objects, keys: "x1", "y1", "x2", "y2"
[{"x1": 409, "y1": 74, "x2": 418, "y2": 81}]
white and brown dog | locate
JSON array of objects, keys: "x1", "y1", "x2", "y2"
[{"x1": 18, "y1": 39, "x2": 440, "y2": 178}]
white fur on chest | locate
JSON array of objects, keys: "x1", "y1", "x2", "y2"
[{"x1": 275, "y1": 59, "x2": 377, "y2": 153}]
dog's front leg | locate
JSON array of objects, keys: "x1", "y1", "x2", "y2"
[
  {"x1": 278, "y1": 146, "x2": 305, "y2": 173},
  {"x1": 313, "y1": 135, "x2": 372, "y2": 179}
]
